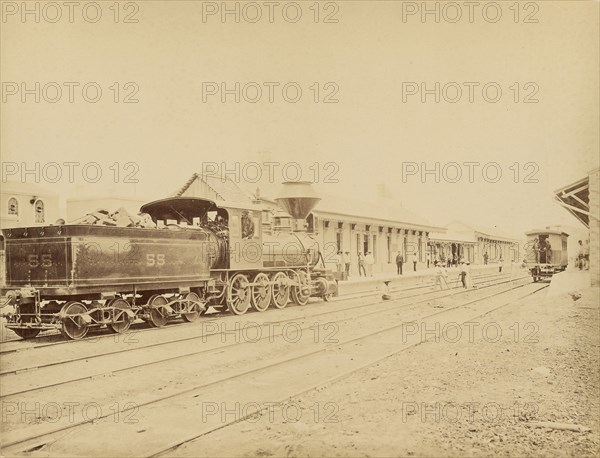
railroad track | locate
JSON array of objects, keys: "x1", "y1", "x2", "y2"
[
  {"x1": 0, "y1": 271, "x2": 526, "y2": 382},
  {"x1": 1, "y1": 273, "x2": 537, "y2": 456},
  {"x1": 0, "y1": 268, "x2": 515, "y2": 352},
  {"x1": 152, "y1": 282, "x2": 549, "y2": 458}
]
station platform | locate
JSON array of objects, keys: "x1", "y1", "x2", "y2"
[
  {"x1": 546, "y1": 268, "x2": 590, "y2": 296},
  {"x1": 335, "y1": 263, "x2": 525, "y2": 298}
]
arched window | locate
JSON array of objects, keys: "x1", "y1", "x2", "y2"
[
  {"x1": 34, "y1": 200, "x2": 45, "y2": 223},
  {"x1": 8, "y1": 197, "x2": 18, "y2": 216}
]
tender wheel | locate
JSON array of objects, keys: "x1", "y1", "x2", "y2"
[
  {"x1": 181, "y1": 292, "x2": 204, "y2": 322},
  {"x1": 251, "y1": 272, "x2": 272, "y2": 312},
  {"x1": 61, "y1": 301, "x2": 89, "y2": 340},
  {"x1": 147, "y1": 295, "x2": 169, "y2": 328},
  {"x1": 107, "y1": 298, "x2": 132, "y2": 334},
  {"x1": 227, "y1": 273, "x2": 251, "y2": 315},
  {"x1": 13, "y1": 328, "x2": 41, "y2": 339},
  {"x1": 270, "y1": 271, "x2": 290, "y2": 309},
  {"x1": 290, "y1": 270, "x2": 310, "y2": 306}
]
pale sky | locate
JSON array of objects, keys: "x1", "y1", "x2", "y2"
[{"x1": 1, "y1": 0, "x2": 598, "y2": 236}]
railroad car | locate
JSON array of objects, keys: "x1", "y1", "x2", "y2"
[
  {"x1": 524, "y1": 228, "x2": 569, "y2": 282},
  {"x1": 0, "y1": 182, "x2": 337, "y2": 340}
]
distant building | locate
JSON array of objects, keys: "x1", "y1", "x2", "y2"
[
  {"x1": 442, "y1": 221, "x2": 520, "y2": 264},
  {"x1": 0, "y1": 181, "x2": 60, "y2": 229},
  {"x1": 428, "y1": 230, "x2": 477, "y2": 264},
  {"x1": 554, "y1": 168, "x2": 600, "y2": 287}
]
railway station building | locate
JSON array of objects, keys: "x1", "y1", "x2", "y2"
[
  {"x1": 172, "y1": 173, "x2": 444, "y2": 277},
  {"x1": 437, "y1": 221, "x2": 521, "y2": 265},
  {"x1": 428, "y1": 230, "x2": 477, "y2": 265},
  {"x1": 303, "y1": 194, "x2": 443, "y2": 276}
]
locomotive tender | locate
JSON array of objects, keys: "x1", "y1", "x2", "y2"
[
  {"x1": 0, "y1": 182, "x2": 337, "y2": 339},
  {"x1": 524, "y1": 228, "x2": 569, "y2": 282}
]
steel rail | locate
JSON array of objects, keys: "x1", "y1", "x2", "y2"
[{"x1": 2, "y1": 280, "x2": 546, "y2": 455}]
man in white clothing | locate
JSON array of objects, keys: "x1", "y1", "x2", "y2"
[{"x1": 365, "y1": 251, "x2": 375, "y2": 277}]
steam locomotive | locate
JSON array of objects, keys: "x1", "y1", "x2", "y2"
[{"x1": 0, "y1": 182, "x2": 337, "y2": 340}]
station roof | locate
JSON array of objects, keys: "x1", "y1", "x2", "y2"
[
  {"x1": 525, "y1": 228, "x2": 570, "y2": 237},
  {"x1": 429, "y1": 231, "x2": 476, "y2": 244},
  {"x1": 446, "y1": 220, "x2": 519, "y2": 243},
  {"x1": 172, "y1": 173, "x2": 255, "y2": 203},
  {"x1": 311, "y1": 193, "x2": 445, "y2": 233},
  {"x1": 554, "y1": 174, "x2": 592, "y2": 228}
]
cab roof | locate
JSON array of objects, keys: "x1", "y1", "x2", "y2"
[
  {"x1": 525, "y1": 228, "x2": 569, "y2": 237},
  {"x1": 140, "y1": 197, "x2": 262, "y2": 222}
]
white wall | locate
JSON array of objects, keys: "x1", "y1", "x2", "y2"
[{"x1": 1, "y1": 191, "x2": 60, "y2": 229}]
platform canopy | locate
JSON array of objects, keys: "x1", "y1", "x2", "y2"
[{"x1": 554, "y1": 176, "x2": 590, "y2": 228}]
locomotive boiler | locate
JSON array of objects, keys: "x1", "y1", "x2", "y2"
[{"x1": 0, "y1": 182, "x2": 337, "y2": 339}]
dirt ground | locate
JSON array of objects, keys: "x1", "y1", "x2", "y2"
[{"x1": 171, "y1": 285, "x2": 600, "y2": 457}]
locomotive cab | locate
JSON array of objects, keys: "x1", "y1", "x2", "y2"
[{"x1": 140, "y1": 197, "x2": 263, "y2": 270}]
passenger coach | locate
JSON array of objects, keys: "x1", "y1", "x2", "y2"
[{"x1": 524, "y1": 228, "x2": 569, "y2": 282}]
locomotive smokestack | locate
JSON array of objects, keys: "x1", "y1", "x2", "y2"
[{"x1": 275, "y1": 181, "x2": 321, "y2": 231}]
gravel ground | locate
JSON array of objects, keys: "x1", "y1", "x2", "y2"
[{"x1": 171, "y1": 285, "x2": 600, "y2": 457}]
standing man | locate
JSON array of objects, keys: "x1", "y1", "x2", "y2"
[
  {"x1": 412, "y1": 252, "x2": 418, "y2": 272},
  {"x1": 483, "y1": 252, "x2": 489, "y2": 265},
  {"x1": 577, "y1": 240, "x2": 584, "y2": 270},
  {"x1": 241, "y1": 211, "x2": 255, "y2": 239},
  {"x1": 584, "y1": 240, "x2": 590, "y2": 270},
  {"x1": 533, "y1": 238, "x2": 540, "y2": 263},
  {"x1": 464, "y1": 262, "x2": 473, "y2": 288},
  {"x1": 545, "y1": 239, "x2": 552, "y2": 264},
  {"x1": 335, "y1": 251, "x2": 343, "y2": 273},
  {"x1": 434, "y1": 261, "x2": 449, "y2": 290},
  {"x1": 499, "y1": 255, "x2": 504, "y2": 273},
  {"x1": 396, "y1": 251, "x2": 404, "y2": 275},
  {"x1": 344, "y1": 251, "x2": 351, "y2": 276},
  {"x1": 459, "y1": 261, "x2": 467, "y2": 288},
  {"x1": 365, "y1": 251, "x2": 375, "y2": 277},
  {"x1": 358, "y1": 252, "x2": 367, "y2": 277}
]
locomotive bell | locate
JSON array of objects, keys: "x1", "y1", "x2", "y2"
[{"x1": 275, "y1": 181, "x2": 321, "y2": 231}]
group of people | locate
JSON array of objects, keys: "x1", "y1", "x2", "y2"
[
  {"x1": 334, "y1": 251, "x2": 352, "y2": 275},
  {"x1": 532, "y1": 237, "x2": 553, "y2": 264},
  {"x1": 395, "y1": 252, "x2": 419, "y2": 274},
  {"x1": 335, "y1": 250, "x2": 420, "y2": 277},
  {"x1": 577, "y1": 239, "x2": 590, "y2": 270},
  {"x1": 358, "y1": 251, "x2": 375, "y2": 276},
  {"x1": 334, "y1": 251, "x2": 375, "y2": 277},
  {"x1": 438, "y1": 253, "x2": 461, "y2": 268},
  {"x1": 434, "y1": 259, "x2": 473, "y2": 290}
]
